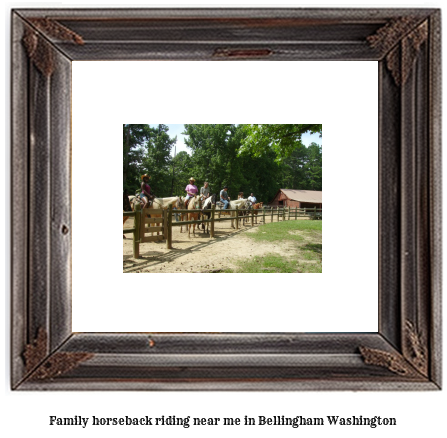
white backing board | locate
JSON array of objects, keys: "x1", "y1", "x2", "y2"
[{"x1": 72, "y1": 60, "x2": 378, "y2": 332}]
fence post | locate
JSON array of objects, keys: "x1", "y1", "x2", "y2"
[
  {"x1": 277, "y1": 206, "x2": 280, "y2": 222},
  {"x1": 251, "y1": 207, "x2": 254, "y2": 226},
  {"x1": 263, "y1": 207, "x2": 265, "y2": 224},
  {"x1": 288, "y1": 206, "x2": 290, "y2": 220},
  {"x1": 314, "y1": 206, "x2": 317, "y2": 219},
  {"x1": 133, "y1": 203, "x2": 141, "y2": 258},
  {"x1": 295, "y1": 207, "x2": 297, "y2": 220},
  {"x1": 141, "y1": 208, "x2": 147, "y2": 237},
  {"x1": 210, "y1": 204, "x2": 215, "y2": 238},
  {"x1": 304, "y1": 207, "x2": 306, "y2": 218},
  {"x1": 235, "y1": 205, "x2": 239, "y2": 230},
  {"x1": 271, "y1": 207, "x2": 274, "y2": 223},
  {"x1": 167, "y1": 204, "x2": 173, "y2": 249}
]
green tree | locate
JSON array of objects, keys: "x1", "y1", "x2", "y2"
[
  {"x1": 279, "y1": 142, "x2": 322, "y2": 191},
  {"x1": 171, "y1": 151, "x2": 193, "y2": 196},
  {"x1": 123, "y1": 124, "x2": 155, "y2": 193},
  {"x1": 239, "y1": 124, "x2": 322, "y2": 162},
  {"x1": 301, "y1": 142, "x2": 322, "y2": 190},
  {"x1": 123, "y1": 124, "x2": 178, "y2": 197},
  {"x1": 142, "y1": 124, "x2": 176, "y2": 197},
  {"x1": 183, "y1": 124, "x2": 237, "y2": 196},
  {"x1": 180, "y1": 124, "x2": 322, "y2": 203},
  {"x1": 124, "y1": 124, "x2": 322, "y2": 205},
  {"x1": 239, "y1": 149, "x2": 282, "y2": 203}
]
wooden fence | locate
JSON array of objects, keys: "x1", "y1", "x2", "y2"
[
  {"x1": 124, "y1": 205, "x2": 322, "y2": 257},
  {"x1": 123, "y1": 204, "x2": 167, "y2": 258}
]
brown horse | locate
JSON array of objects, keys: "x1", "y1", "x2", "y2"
[
  {"x1": 252, "y1": 202, "x2": 263, "y2": 224},
  {"x1": 187, "y1": 195, "x2": 202, "y2": 237},
  {"x1": 177, "y1": 196, "x2": 189, "y2": 233}
]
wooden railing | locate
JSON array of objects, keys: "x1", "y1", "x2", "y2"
[
  {"x1": 123, "y1": 205, "x2": 143, "y2": 258},
  {"x1": 124, "y1": 205, "x2": 322, "y2": 256}
]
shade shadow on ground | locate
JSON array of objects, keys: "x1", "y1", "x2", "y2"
[{"x1": 123, "y1": 227, "x2": 250, "y2": 273}]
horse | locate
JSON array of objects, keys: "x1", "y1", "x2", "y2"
[
  {"x1": 124, "y1": 193, "x2": 150, "y2": 237},
  {"x1": 252, "y1": 202, "x2": 264, "y2": 224},
  {"x1": 128, "y1": 193, "x2": 143, "y2": 212},
  {"x1": 216, "y1": 198, "x2": 250, "y2": 228},
  {"x1": 179, "y1": 195, "x2": 208, "y2": 233},
  {"x1": 148, "y1": 196, "x2": 182, "y2": 211},
  {"x1": 187, "y1": 195, "x2": 202, "y2": 237},
  {"x1": 238, "y1": 199, "x2": 253, "y2": 225},
  {"x1": 178, "y1": 196, "x2": 199, "y2": 233},
  {"x1": 201, "y1": 193, "x2": 217, "y2": 233},
  {"x1": 146, "y1": 196, "x2": 183, "y2": 236},
  {"x1": 174, "y1": 196, "x2": 186, "y2": 230},
  {"x1": 123, "y1": 190, "x2": 133, "y2": 238},
  {"x1": 176, "y1": 196, "x2": 191, "y2": 233}
]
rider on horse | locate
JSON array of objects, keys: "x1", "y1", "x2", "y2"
[
  {"x1": 185, "y1": 177, "x2": 198, "y2": 207},
  {"x1": 220, "y1": 186, "x2": 230, "y2": 209},
  {"x1": 139, "y1": 174, "x2": 154, "y2": 209},
  {"x1": 248, "y1": 192, "x2": 257, "y2": 204},
  {"x1": 200, "y1": 181, "x2": 210, "y2": 201}
]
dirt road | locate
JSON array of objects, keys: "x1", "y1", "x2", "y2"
[{"x1": 123, "y1": 217, "x2": 291, "y2": 273}]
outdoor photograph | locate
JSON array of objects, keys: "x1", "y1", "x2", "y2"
[{"x1": 123, "y1": 124, "x2": 322, "y2": 273}]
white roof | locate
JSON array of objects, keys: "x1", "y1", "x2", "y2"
[{"x1": 280, "y1": 189, "x2": 322, "y2": 203}]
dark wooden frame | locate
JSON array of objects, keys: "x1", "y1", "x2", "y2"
[{"x1": 11, "y1": 8, "x2": 441, "y2": 390}]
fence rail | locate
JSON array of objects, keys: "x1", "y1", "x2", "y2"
[{"x1": 124, "y1": 205, "x2": 322, "y2": 257}]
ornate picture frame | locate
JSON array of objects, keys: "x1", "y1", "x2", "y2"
[{"x1": 11, "y1": 8, "x2": 441, "y2": 390}]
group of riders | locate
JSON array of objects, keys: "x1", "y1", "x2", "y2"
[{"x1": 138, "y1": 174, "x2": 258, "y2": 210}]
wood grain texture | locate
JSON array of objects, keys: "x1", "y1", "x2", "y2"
[
  {"x1": 11, "y1": 7, "x2": 442, "y2": 391},
  {"x1": 28, "y1": 53, "x2": 51, "y2": 345},
  {"x1": 428, "y1": 10, "x2": 442, "y2": 388},
  {"x1": 11, "y1": 13, "x2": 29, "y2": 389},
  {"x1": 49, "y1": 49, "x2": 73, "y2": 350},
  {"x1": 378, "y1": 59, "x2": 401, "y2": 350}
]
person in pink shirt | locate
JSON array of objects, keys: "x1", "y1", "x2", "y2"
[
  {"x1": 185, "y1": 177, "x2": 198, "y2": 204},
  {"x1": 139, "y1": 174, "x2": 153, "y2": 209}
]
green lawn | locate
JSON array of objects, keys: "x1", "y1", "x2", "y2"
[{"x1": 226, "y1": 219, "x2": 322, "y2": 273}]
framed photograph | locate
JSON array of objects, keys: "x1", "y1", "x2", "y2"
[
  {"x1": 11, "y1": 8, "x2": 441, "y2": 390},
  {"x1": 121, "y1": 122, "x2": 323, "y2": 274}
]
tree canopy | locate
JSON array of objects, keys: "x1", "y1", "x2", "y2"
[
  {"x1": 239, "y1": 124, "x2": 322, "y2": 162},
  {"x1": 123, "y1": 124, "x2": 322, "y2": 203},
  {"x1": 123, "y1": 124, "x2": 153, "y2": 192}
]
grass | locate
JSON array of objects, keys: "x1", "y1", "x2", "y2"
[
  {"x1": 224, "y1": 254, "x2": 299, "y2": 273},
  {"x1": 226, "y1": 219, "x2": 322, "y2": 273},
  {"x1": 245, "y1": 219, "x2": 322, "y2": 242}
]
